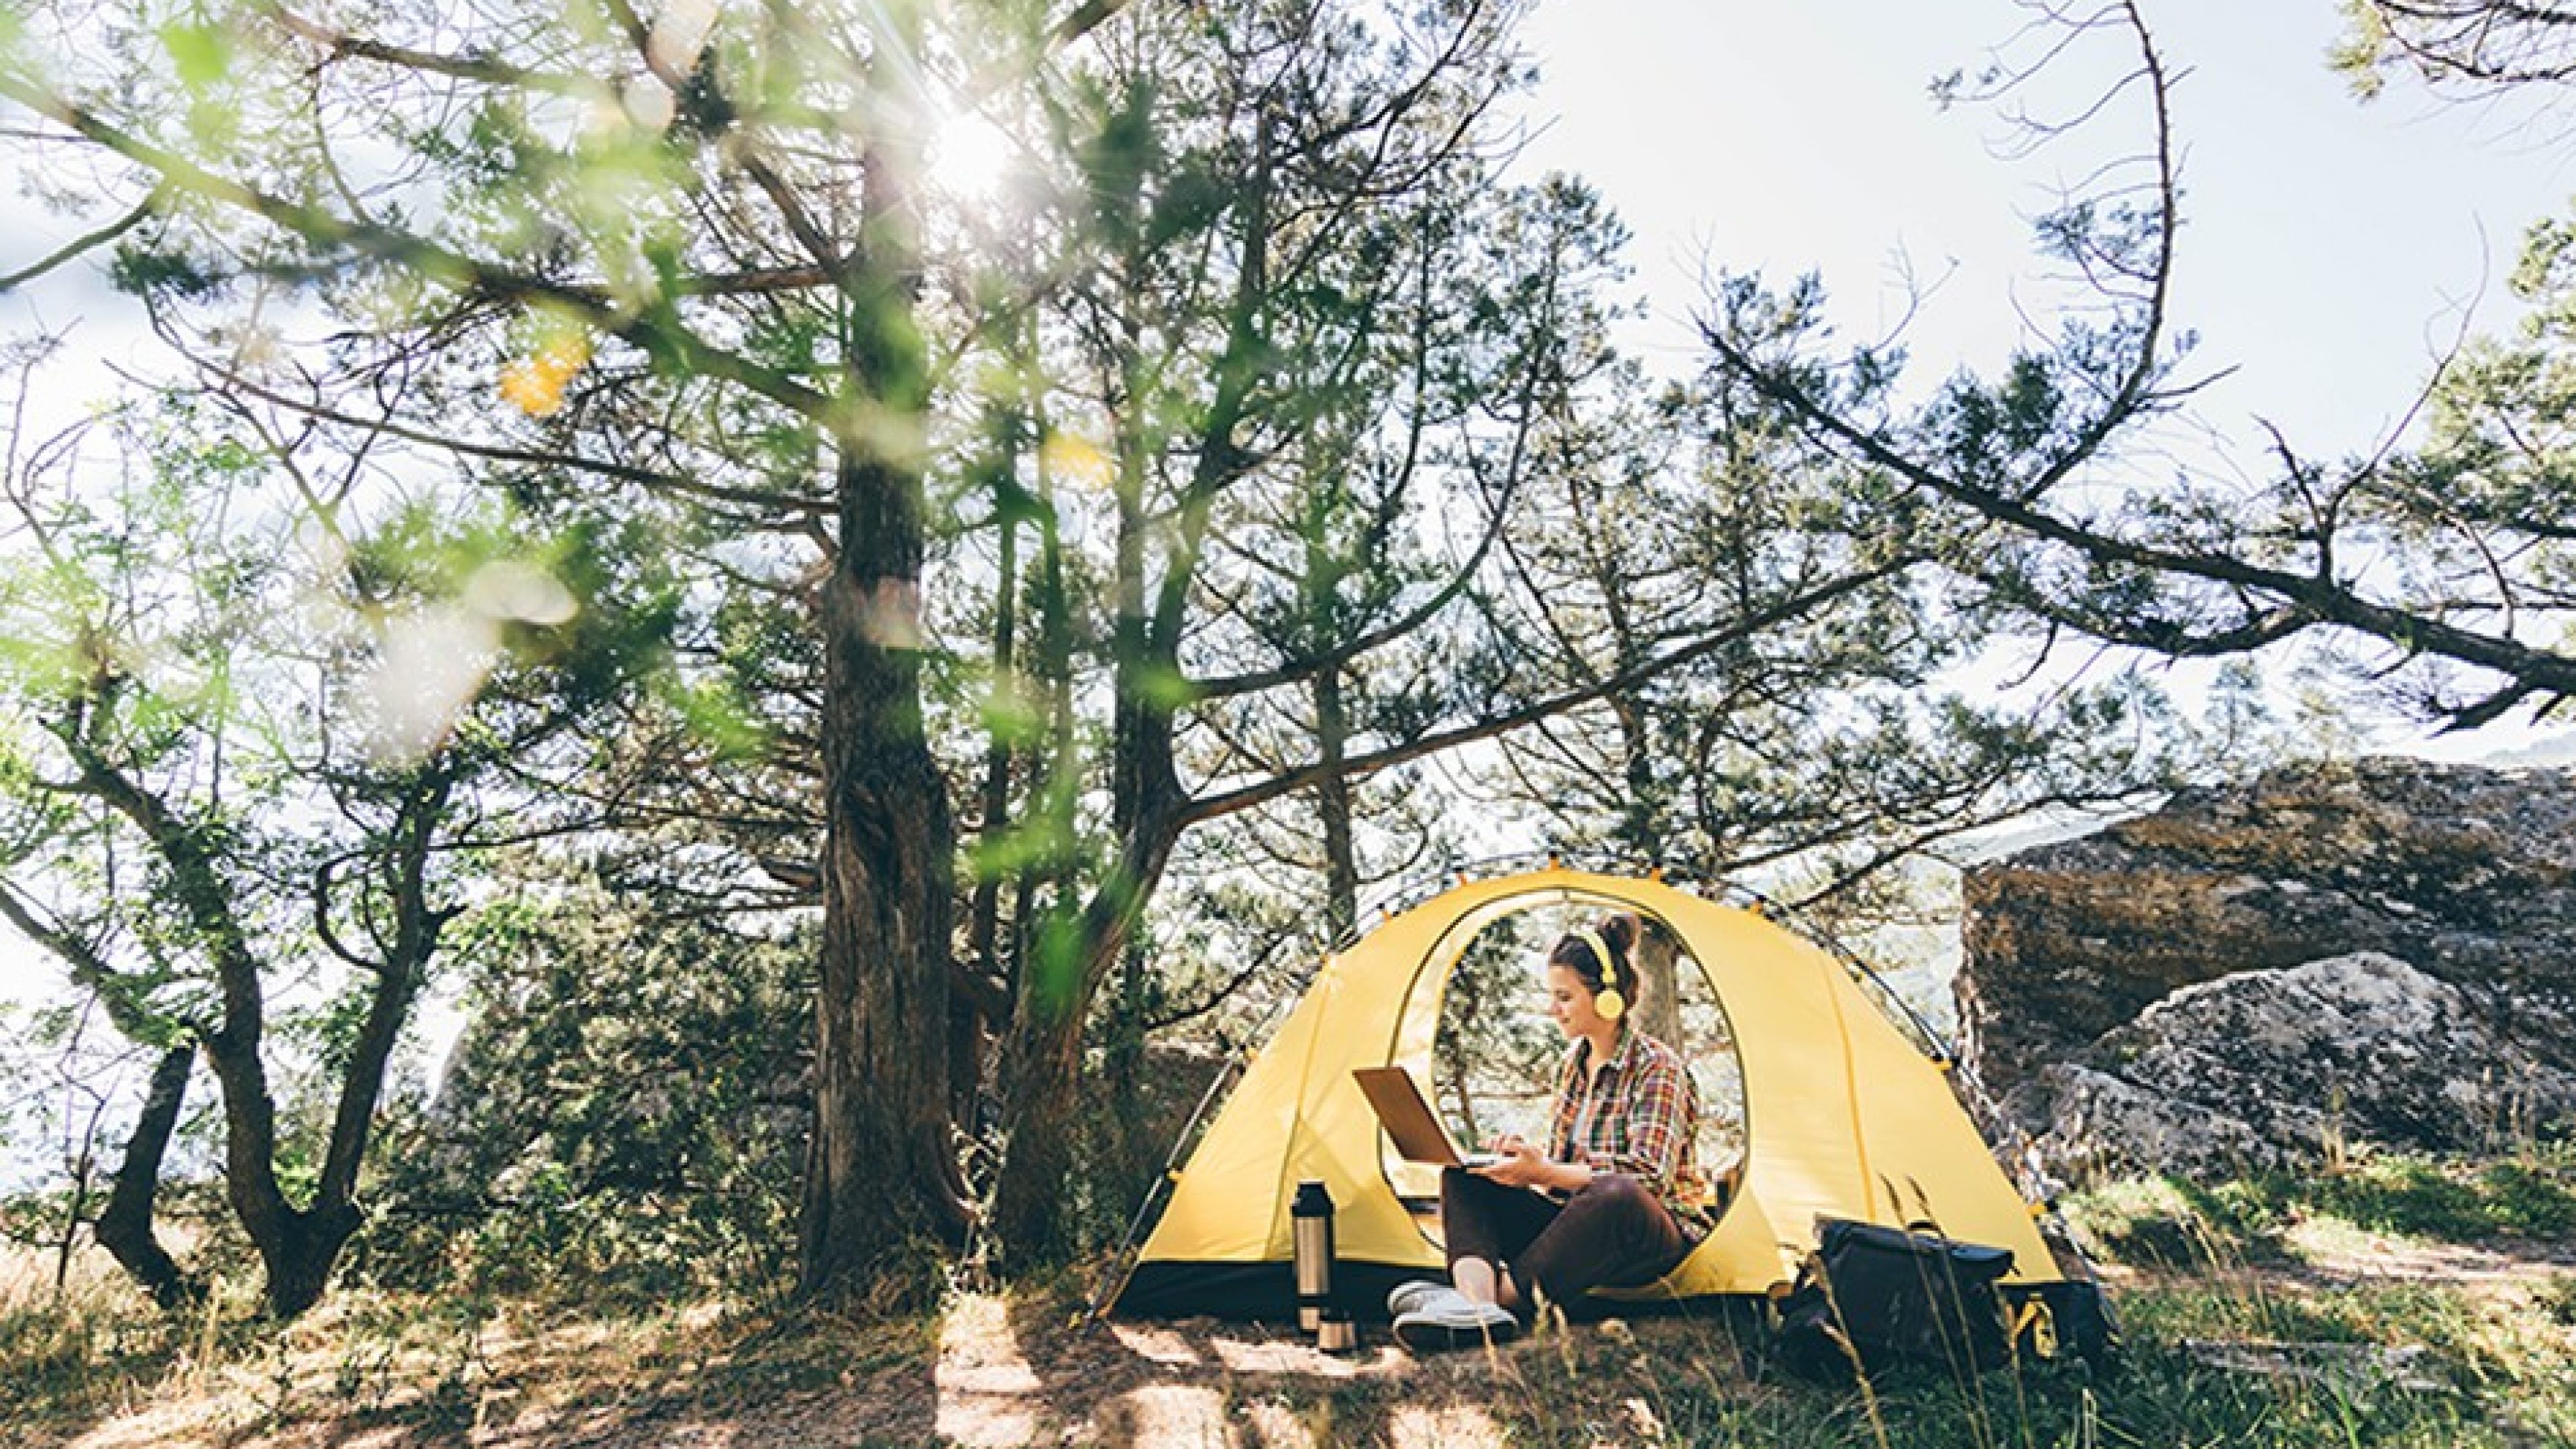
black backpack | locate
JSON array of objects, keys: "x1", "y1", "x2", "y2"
[{"x1": 1776, "y1": 1218, "x2": 2017, "y2": 1377}]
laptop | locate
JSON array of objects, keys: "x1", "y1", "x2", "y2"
[{"x1": 1352, "y1": 1065, "x2": 1501, "y2": 1169}]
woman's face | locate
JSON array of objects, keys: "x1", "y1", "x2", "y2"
[{"x1": 1543, "y1": 962, "x2": 1601, "y2": 1038}]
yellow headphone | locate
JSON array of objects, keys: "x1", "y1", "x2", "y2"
[{"x1": 1576, "y1": 927, "x2": 1627, "y2": 1022}]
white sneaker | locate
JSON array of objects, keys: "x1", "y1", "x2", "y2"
[
  {"x1": 1386, "y1": 1280, "x2": 1459, "y2": 1320},
  {"x1": 1393, "y1": 1295, "x2": 1521, "y2": 1352}
]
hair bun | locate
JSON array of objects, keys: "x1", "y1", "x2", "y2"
[{"x1": 1600, "y1": 914, "x2": 1638, "y2": 958}]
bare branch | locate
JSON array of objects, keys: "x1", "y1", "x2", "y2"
[{"x1": 0, "y1": 184, "x2": 164, "y2": 293}]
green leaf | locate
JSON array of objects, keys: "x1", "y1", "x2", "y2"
[
  {"x1": 1128, "y1": 661, "x2": 1197, "y2": 712},
  {"x1": 158, "y1": 21, "x2": 230, "y2": 89},
  {"x1": 967, "y1": 814, "x2": 1075, "y2": 881},
  {"x1": 658, "y1": 675, "x2": 769, "y2": 761},
  {"x1": 1026, "y1": 912, "x2": 1087, "y2": 1020}
]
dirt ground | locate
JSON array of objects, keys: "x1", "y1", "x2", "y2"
[
  {"x1": 30, "y1": 1282, "x2": 1760, "y2": 1449},
  {"x1": 24, "y1": 1229, "x2": 2575, "y2": 1449}
]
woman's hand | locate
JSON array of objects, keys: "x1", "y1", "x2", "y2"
[{"x1": 1472, "y1": 1134, "x2": 1552, "y2": 1189}]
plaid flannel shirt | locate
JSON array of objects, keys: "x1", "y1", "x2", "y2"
[{"x1": 1546, "y1": 1026, "x2": 1715, "y2": 1235}]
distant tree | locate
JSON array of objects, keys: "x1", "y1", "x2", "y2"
[
  {"x1": 1698, "y1": 2, "x2": 2576, "y2": 734},
  {"x1": 364, "y1": 869, "x2": 808, "y2": 1299},
  {"x1": 1449, "y1": 178, "x2": 2206, "y2": 1042},
  {"x1": 1492, "y1": 309, "x2": 2210, "y2": 886},
  {"x1": 0, "y1": 378, "x2": 671, "y2": 1316},
  {"x1": 2375, "y1": 206, "x2": 2576, "y2": 691},
  {"x1": 2336, "y1": 1, "x2": 2576, "y2": 94}
]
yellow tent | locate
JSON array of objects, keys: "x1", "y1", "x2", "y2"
[{"x1": 1112, "y1": 863, "x2": 2062, "y2": 1319}]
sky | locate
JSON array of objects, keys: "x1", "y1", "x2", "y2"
[
  {"x1": 7, "y1": 0, "x2": 2576, "y2": 1167},
  {"x1": 1498, "y1": 0, "x2": 2576, "y2": 767},
  {"x1": 1513, "y1": 0, "x2": 2575, "y2": 457}
]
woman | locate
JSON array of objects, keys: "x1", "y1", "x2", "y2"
[{"x1": 1389, "y1": 913, "x2": 1715, "y2": 1350}]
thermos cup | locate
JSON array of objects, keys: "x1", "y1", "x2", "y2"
[
  {"x1": 1291, "y1": 1179, "x2": 1335, "y2": 1333},
  {"x1": 1316, "y1": 1307, "x2": 1358, "y2": 1353}
]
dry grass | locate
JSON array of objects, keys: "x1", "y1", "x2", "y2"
[
  {"x1": 9, "y1": 1165, "x2": 2576, "y2": 1448},
  {"x1": 7, "y1": 1247, "x2": 1766, "y2": 1448}
]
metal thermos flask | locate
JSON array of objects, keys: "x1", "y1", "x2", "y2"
[
  {"x1": 1316, "y1": 1307, "x2": 1358, "y2": 1354},
  {"x1": 1291, "y1": 1179, "x2": 1336, "y2": 1333}
]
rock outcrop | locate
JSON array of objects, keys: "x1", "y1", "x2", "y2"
[
  {"x1": 1959, "y1": 758, "x2": 2576, "y2": 1174},
  {"x1": 2006, "y1": 952, "x2": 2574, "y2": 1175}
]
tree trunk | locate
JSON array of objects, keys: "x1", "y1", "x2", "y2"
[
  {"x1": 199, "y1": 1013, "x2": 366, "y2": 1318},
  {"x1": 64, "y1": 740, "x2": 382, "y2": 1320},
  {"x1": 961, "y1": 502, "x2": 1019, "y2": 1125},
  {"x1": 793, "y1": 0, "x2": 971, "y2": 1301},
  {"x1": 90, "y1": 1044, "x2": 202, "y2": 1309},
  {"x1": 989, "y1": 816, "x2": 1181, "y2": 1267},
  {"x1": 1633, "y1": 922, "x2": 1682, "y2": 1051},
  {"x1": 1098, "y1": 939, "x2": 1155, "y2": 1235},
  {"x1": 196, "y1": 966, "x2": 387, "y2": 1320},
  {"x1": 54, "y1": 1095, "x2": 101, "y2": 1295},
  {"x1": 1615, "y1": 711, "x2": 1683, "y2": 1045},
  {"x1": 0, "y1": 888, "x2": 205, "y2": 1309},
  {"x1": 1303, "y1": 481, "x2": 1360, "y2": 941},
  {"x1": 246, "y1": 773, "x2": 449, "y2": 1320},
  {"x1": 1443, "y1": 963, "x2": 1483, "y2": 1146},
  {"x1": 960, "y1": 358, "x2": 1036, "y2": 1126},
  {"x1": 949, "y1": 967, "x2": 994, "y2": 1133},
  {"x1": 1314, "y1": 663, "x2": 1360, "y2": 941},
  {"x1": 800, "y1": 440, "x2": 967, "y2": 1298},
  {"x1": 260, "y1": 1208, "x2": 363, "y2": 1321}
]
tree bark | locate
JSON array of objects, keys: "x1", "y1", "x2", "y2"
[
  {"x1": 1314, "y1": 669, "x2": 1360, "y2": 941},
  {"x1": 801, "y1": 437, "x2": 969, "y2": 1295},
  {"x1": 1616, "y1": 717, "x2": 1684, "y2": 1047},
  {"x1": 1633, "y1": 921, "x2": 1682, "y2": 1051},
  {"x1": 796, "y1": 6, "x2": 969, "y2": 1287},
  {"x1": 987, "y1": 816, "x2": 1180, "y2": 1267},
  {"x1": 91, "y1": 1045, "x2": 203, "y2": 1310},
  {"x1": 961, "y1": 500, "x2": 1019, "y2": 1126},
  {"x1": 1098, "y1": 938, "x2": 1155, "y2": 1235},
  {"x1": 1303, "y1": 478, "x2": 1361, "y2": 941}
]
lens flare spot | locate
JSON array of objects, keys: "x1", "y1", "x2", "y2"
[
  {"x1": 647, "y1": 0, "x2": 719, "y2": 78},
  {"x1": 622, "y1": 76, "x2": 678, "y2": 132},
  {"x1": 367, "y1": 607, "x2": 500, "y2": 764},
  {"x1": 1040, "y1": 431, "x2": 1113, "y2": 491},
  {"x1": 500, "y1": 335, "x2": 591, "y2": 418},
  {"x1": 465, "y1": 560, "x2": 580, "y2": 627}
]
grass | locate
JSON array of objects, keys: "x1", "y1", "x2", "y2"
[
  {"x1": 5, "y1": 1154, "x2": 2574, "y2": 1447},
  {"x1": 2259, "y1": 1155, "x2": 2576, "y2": 1243},
  {"x1": 2055, "y1": 1150, "x2": 2576, "y2": 1449},
  {"x1": 2060, "y1": 1148, "x2": 2576, "y2": 1267},
  {"x1": 0, "y1": 1234, "x2": 199, "y2": 1428}
]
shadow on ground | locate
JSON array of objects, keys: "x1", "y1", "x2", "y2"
[{"x1": 25, "y1": 1281, "x2": 1771, "y2": 1449}]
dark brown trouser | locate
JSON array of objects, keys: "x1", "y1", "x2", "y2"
[{"x1": 1440, "y1": 1169, "x2": 1694, "y2": 1320}]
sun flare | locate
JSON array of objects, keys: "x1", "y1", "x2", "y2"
[{"x1": 930, "y1": 103, "x2": 1017, "y2": 204}]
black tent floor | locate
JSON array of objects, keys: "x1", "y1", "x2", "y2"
[
  {"x1": 1112, "y1": 1261, "x2": 2112, "y2": 1373},
  {"x1": 1113, "y1": 1259, "x2": 1430, "y2": 1324},
  {"x1": 1112, "y1": 1258, "x2": 1763, "y2": 1326}
]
